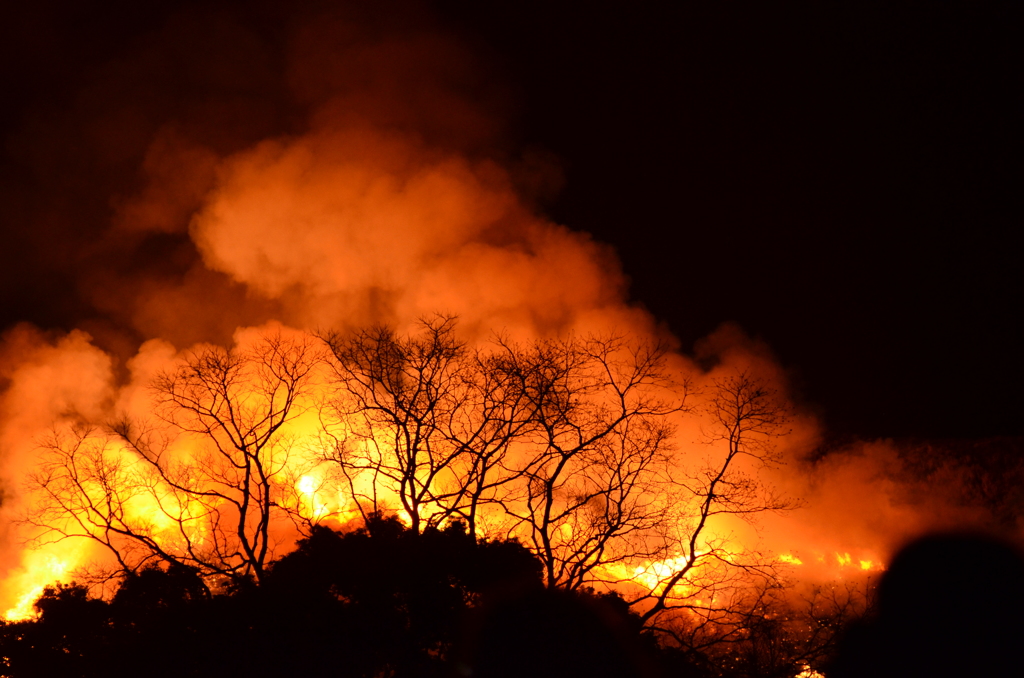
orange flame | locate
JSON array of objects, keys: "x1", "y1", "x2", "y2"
[{"x1": 0, "y1": 8, "x2": 994, "y2": 625}]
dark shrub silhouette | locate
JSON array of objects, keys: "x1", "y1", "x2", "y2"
[
  {"x1": 258, "y1": 514, "x2": 544, "y2": 677},
  {"x1": 0, "y1": 515, "x2": 544, "y2": 678},
  {"x1": 1, "y1": 514, "x2": 798, "y2": 678},
  {"x1": 0, "y1": 583, "x2": 113, "y2": 677},
  {"x1": 457, "y1": 586, "x2": 667, "y2": 678},
  {"x1": 826, "y1": 531, "x2": 1024, "y2": 678}
]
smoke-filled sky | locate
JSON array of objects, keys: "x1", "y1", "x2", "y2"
[{"x1": 1, "y1": 0, "x2": 1019, "y2": 442}]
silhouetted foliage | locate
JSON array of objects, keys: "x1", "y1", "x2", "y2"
[
  {"x1": 256, "y1": 513, "x2": 545, "y2": 677},
  {"x1": 0, "y1": 512, "x2": 892, "y2": 678},
  {"x1": 14, "y1": 322, "x2": 844, "y2": 677},
  {"x1": 460, "y1": 587, "x2": 657, "y2": 678},
  {"x1": 826, "y1": 531, "x2": 1024, "y2": 678},
  {"x1": 0, "y1": 515, "x2": 547, "y2": 678},
  {"x1": 0, "y1": 583, "x2": 112, "y2": 678}
]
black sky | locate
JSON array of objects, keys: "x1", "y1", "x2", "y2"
[{"x1": 1, "y1": 1, "x2": 1020, "y2": 441}]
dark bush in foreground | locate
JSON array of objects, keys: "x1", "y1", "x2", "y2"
[{"x1": 2, "y1": 515, "x2": 846, "y2": 678}]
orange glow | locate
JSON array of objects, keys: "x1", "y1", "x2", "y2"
[
  {"x1": 0, "y1": 15, "x2": 982, "y2": 622},
  {"x1": 0, "y1": 314, "x2": 896, "y2": 622},
  {"x1": 2, "y1": 544, "x2": 86, "y2": 620},
  {"x1": 0, "y1": 334, "x2": 825, "y2": 620}
]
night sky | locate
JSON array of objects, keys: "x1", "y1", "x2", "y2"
[{"x1": 1, "y1": 1, "x2": 1019, "y2": 441}]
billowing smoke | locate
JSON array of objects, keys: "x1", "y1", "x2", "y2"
[
  {"x1": 0, "y1": 2, "x2": 1010, "y2": 619},
  {"x1": 187, "y1": 124, "x2": 632, "y2": 338}
]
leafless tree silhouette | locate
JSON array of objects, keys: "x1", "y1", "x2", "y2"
[
  {"x1": 24, "y1": 332, "x2": 321, "y2": 584},
  {"x1": 633, "y1": 373, "x2": 793, "y2": 639},
  {"x1": 499, "y1": 334, "x2": 683, "y2": 590},
  {"x1": 23, "y1": 323, "x2": 808, "y2": 666}
]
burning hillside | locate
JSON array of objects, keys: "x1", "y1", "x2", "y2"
[{"x1": 0, "y1": 3, "x2": 1018, "y2": 676}]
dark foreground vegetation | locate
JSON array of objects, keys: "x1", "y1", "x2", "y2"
[
  {"x1": 824, "y1": 532, "x2": 1024, "y2": 678},
  {"x1": 0, "y1": 514, "x2": 828, "y2": 678},
  {"x1": 4, "y1": 522, "x2": 1021, "y2": 678},
  {"x1": 0, "y1": 516, "x2": 687, "y2": 678}
]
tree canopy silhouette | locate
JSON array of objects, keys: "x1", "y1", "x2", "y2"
[
  {"x1": 15, "y1": 318, "x2": 833, "y2": 675},
  {"x1": 0, "y1": 515, "x2": 544, "y2": 678}
]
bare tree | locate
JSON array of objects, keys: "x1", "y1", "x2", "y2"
[
  {"x1": 318, "y1": 316, "x2": 467, "y2": 533},
  {"x1": 23, "y1": 332, "x2": 321, "y2": 585},
  {"x1": 498, "y1": 334, "x2": 683, "y2": 590},
  {"x1": 633, "y1": 373, "x2": 793, "y2": 638},
  {"x1": 24, "y1": 424, "x2": 185, "y2": 576},
  {"x1": 23, "y1": 319, "x2": 799, "y2": 663},
  {"x1": 683, "y1": 577, "x2": 871, "y2": 678},
  {"x1": 436, "y1": 341, "x2": 541, "y2": 537},
  {"x1": 319, "y1": 321, "x2": 698, "y2": 591},
  {"x1": 318, "y1": 316, "x2": 538, "y2": 536}
]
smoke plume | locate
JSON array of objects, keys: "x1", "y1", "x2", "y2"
[{"x1": 0, "y1": 2, "x2": 1010, "y2": 618}]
